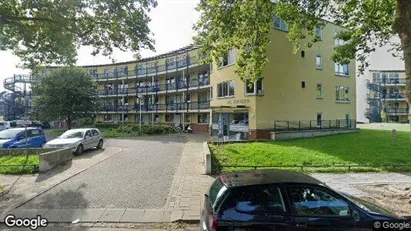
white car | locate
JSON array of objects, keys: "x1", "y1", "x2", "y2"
[{"x1": 44, "y1": 128, "x2": 104, "y2": 155}]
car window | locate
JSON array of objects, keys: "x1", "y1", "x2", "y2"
[
  {"x1": 288, "y1": 186, "x2": 351, "y2": 217},
  {"x1": 85, "y1": 130, "x2": 92, "y2": 137},
  {"x1": 235, "y1": 185, "x2": 286, "y2": 214},
  {"x1": 91, "y1": 129, "x2": 99, "y2": 136},
  {"x1": 208, "y1": 178, "x2": 228, "y2": 210},
  {"x1": 30, "y1": 129, "x2": 40, "y2": 137}
]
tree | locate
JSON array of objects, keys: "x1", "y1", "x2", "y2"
[
  {"x1": 32, "y1": 67, "x2": 98, "y2": 129},
  {"x1": 0, "y1": 0, "x2": 157, "y2": 68},
  {"x1": 193, "y1": 0, "x2": 411, "y2": 103}
]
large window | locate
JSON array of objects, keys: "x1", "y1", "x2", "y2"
[
  {"x1": 198, "y1": 113, "x2": 208, "y2": 124},
  {"x1": 104, "y1": 115, "x2": 112, "y2": 121},
  {"x1": 245, "y1": 78, "x2": 264, "y2": 95},
  {"x1": 317, "y1": 84, "x2": 323, "y2": 98},
  {"x1": 219, "y1": 49, "x2": 236, "y2": 68},
  {"x1": 316, "y1": 55, "x2": 323, "y2": 69},
  {"x1": 217, "y1": 80, "x2": 235, "y2": 98},
  {"x1": 315, "y1": 25, "x2": 323, "y2": 40},
  {"x1": 335, "y1": 63, "x2": 349, "y2": 76},
  {"x1": 288, "y1": 186, "x2": 351, "y2": 217},
  {"x1": 335, "y1": 86, "x2": 350, "y2": 102},
  {"x1": 274, "y1": 14, "x2": 288, "y2": 31}
]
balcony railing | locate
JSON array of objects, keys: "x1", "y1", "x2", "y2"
[
  {"x1": 274, "y1": 119, "x2": 357, "y2": 132},
  {"x1": 382, "y1": 93, "x2": 406, "y2": 99},
  {"x1": 98, "y1": 101, "x2": 210, "y2": 112},
  {"x1": 98, "y1": 77, "x2": 210, "y2": 96},
  {"x1": 90, "y1": 55, "x2": 202, "y2": 80},
  {"x1": 374, "y1": 78, "x2": 406, "y2": 85},
  {"x1": 384, "y1": 108, "x2": 409, "y2": 114}
]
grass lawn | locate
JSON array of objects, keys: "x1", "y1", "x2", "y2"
[
  {"x1": 211, "y1": 129, "x2": 411, "y2": 173},
  {"x1": 0, "y1": 154, "x2": 39, "y2": 174}
]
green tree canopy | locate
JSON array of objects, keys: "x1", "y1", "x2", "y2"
[
  {"x1": 32, "y1": 67, "x2": 98, "y2": 129},
  {"x1": 194, "y1": 0, "x2": 411, "y2": 103},
  {"x1": 0, "y1": 0, "x2": 157, "y2": 68}
]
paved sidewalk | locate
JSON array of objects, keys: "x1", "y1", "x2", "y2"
[
  {"x1": 0, "y1": 147, "x2": 122, "y2": 213},
  {"x1": 164, "y1": 134, "x2": 215, "y2": 221}
]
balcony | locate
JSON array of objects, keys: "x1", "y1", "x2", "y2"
[
  {"x1": 98, "y1": 100, "x2": 210, "y2": 113},
  {"x1": 384, "y1": 108, "x2": 409, "y2": 115},
  {"x1": 382, "y1": 93, "x2": 407, "y2": 100},
  {"x1": 90, "y1": 55, "x2": 202, "y2": 81},
  {"x1": 374, "y1": 78, "x2": 406, "y2": 85}
]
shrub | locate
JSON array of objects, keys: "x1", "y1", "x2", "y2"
[{"x1": 75, "y1": 117, "x2": 95, "y2": 128}]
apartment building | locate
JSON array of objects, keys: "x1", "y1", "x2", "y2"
[
  {"x1": 210, "y1": 18, "x2": 356, "y2": 140},
  {"x1": 366, "y1": 70, "x2": 409, "y2": 123}
]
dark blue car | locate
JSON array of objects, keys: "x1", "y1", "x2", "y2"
[
  {"x1": 201, "y1": 169, "x2": 410, "y2": 231},
  {"x1": 0, "y1": 127, "x2": 47, "y2": 148}
]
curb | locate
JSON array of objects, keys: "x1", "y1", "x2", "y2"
[
  {"x1": 0, "y1": 187, "x2": 9, "y2": 197},
  {"x1": 3, "y1": 147, "x2": 123, "y2": 214}
]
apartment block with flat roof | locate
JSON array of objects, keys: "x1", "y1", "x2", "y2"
[{"x1": 366, "y1": 70, "x2": 409, "y2": 123}]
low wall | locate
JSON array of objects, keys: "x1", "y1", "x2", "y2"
[
  {"x1": 0, "y1": 148, "x2": 58, "y2": 156},
  {"x1": 203, "y1": 142, "x2": 212, "y2": 175},
  {"x1": 39, "y1": 148, "x2": 73, "y2": 173},
  {"x1": 271, "y1": 129, "x2": 360, "y2": 140}
]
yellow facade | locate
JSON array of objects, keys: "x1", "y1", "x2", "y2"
[
  {"x1": 210, "y1": 20, "x2": 356, "y2": 140},
  {"x1": 368, "y1": 70, "x2": 409, "y2": 123}
]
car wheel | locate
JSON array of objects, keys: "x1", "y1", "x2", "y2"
[
  {"x1": 97, "y1": 139, "x2": 103, "y2": 149},
  {"x1": 40, "y1": 142, "x2": 46, "y2": 148},
  {"x1": 75, "y1": 144, "x2": 84, "y2": 155}
]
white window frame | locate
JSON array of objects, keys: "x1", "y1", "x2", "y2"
[
  {"x1": 335, "y1": 86, "x2": 350, "y2": 102},
  {"x1": 245, "y1": 78, "x2": 264, "y2": 95},
  {"x1": 316, "y1": 83, "x2": 323, "y2": 99},
  {"x1": 274, "y1": 14, "x2": 288, "y2": 31},
  {"x1": 335, "y1": 63, "x2": 349, "y2": 76},
  {"x1": 316, "y1": 55, "x2": 323, "y2": 70},
  {"x1": 217, "y1": 80, "x2": 235, "y2": 98},
  {"x1": 218, "y1": 49, "x2": 236, "y2": 68}
]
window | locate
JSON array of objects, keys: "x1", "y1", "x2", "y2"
[
  {"x1": 301, "y1": 81, "x2": 306, "y2": 88},
  {"x1": 165, "y1": 114, "x2": 174, "y2": 122},
  {"x1": 316, "y1": 25, "x2": 323, "y2": 40},
  {"x1": 104, "y1": 115, "x2": 112, "y2": 121},
  {"x1": 317, "y1": 113, "x2": 322, "y2": 127},
  {"x1": 29, "y1": 129, "x2": 40, "y2": 137},
  {"x1": 154, "y1": 114, "x2": 159, "y2": 122},
  {"x1": 210, "y1": 86, "x2": 213, "y2": 99},
  {"x1": 288, "y1": 186, "x2": 351, "y2": 217},
  {"x1": 85, "y1": 130, "x2": 91, "y2": 137},
  {"x1": 274, "y1": 14, "x2": 288, "y2": 31},
  {"x1": 91, "y1": 130, "x2": 99, "y2": 136},
  {"x1": 219, "y1": 49, "x2": 236, "y2": 68},
  {"x1": 198, "y1": 113, "x2": 208, "y2": 124},
  {"x1": 235, "y1": 185, "x2": 286, "y2": 214},
  {"x1": 317, "y1": 84, "x2": 323, "y2": 98},
  {"x1": 301, "y1": 50, "x2": 305, "y2": 58},
  {"x1": 185, "y1": 114, "x2": 191, "y2": 123},
  {"x1": 245, "y1": 78, "x2": 263, "y2": 95},
  {"x1": 335, "y1": 86, "x2": 350, "y2": 102},
  {"x1": 316, "y1": 55, "x2": 323, "y2": 69},
  {"x1": 217, "y1": 80, "x2": 235, "y2": 98},
  {"x1": 335, "y1": 63, "x2": 349, "y2": 76}
]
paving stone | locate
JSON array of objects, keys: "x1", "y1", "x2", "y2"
[
  {"x1": 119, "y1": 209, "x2": 145, "y2": 223},
  {"x1": 98, "y1": 209, "x2": 125, "y2": 222},
  {"x1": 142, "y1": 209, "x2": 164, "y2": 223},
  {"x1": 170, "y1": 210, "x2": 184, "y2": 221}
]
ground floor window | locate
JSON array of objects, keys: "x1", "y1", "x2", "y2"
[
  {"x1": 198, "y1": 113, "x2": 208, "y2": 124},
  {"x1": 185, "y1": 114, "x2": 191, "y2": 123},
  {"x1": 154, "y1": 114, "x2": 159, "y2": 122},
  {"x1": 166, "y1": 114, "x2": 174, "y2": 122},
  {"x1": 104, "y1": 114, "x2": 112, "y2": 121},
  {"x1": 211, "y1": 112, "x2": 249, "y2": 141}
]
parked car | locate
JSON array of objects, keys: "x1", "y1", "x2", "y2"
[
  {"x1": 44, "y1": 128, "x2": 103, "y2": 155},
  {"x1": 200, "y1": 169, "x2": 409, "y2": 231},
  {"x1": 0, "y1": 127, "x2": 47, "y2": 148}
]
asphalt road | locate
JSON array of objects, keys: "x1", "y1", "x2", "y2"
[{"x1": 19, "y1": 135, "x2": 186, "y2": 209}]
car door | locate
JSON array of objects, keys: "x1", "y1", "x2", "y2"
[
  {"x1": 287, "y1": 184, "x2": 359, "y2": 231},
  {"x1": 13, "y1": 131, "x2": 30, "y2": 147},
  {"x1": 84, "y1": 130, "x2": 93, "y2": 149},
  {"x1": 218, "y1": 185, "x2": 294, "y2": 231},
  {"x1": 91, "y1": 129, "x2": 100, "y2": 147},
  {"x1": 28, "y1": 129, "x2": 43, "y2": 147}
]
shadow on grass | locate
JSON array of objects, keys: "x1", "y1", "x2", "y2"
[{"x1": 212, "y1": 130, "x2": 411, "y2": 174}]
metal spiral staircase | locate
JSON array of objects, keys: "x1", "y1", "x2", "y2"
[
  {"x1": 2, "y1": 74, "x2": 35, "y2": 121},
  {"x1": 365, "y1": 79, "x2": 383, "y2": 122}
]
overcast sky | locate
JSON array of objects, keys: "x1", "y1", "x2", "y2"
[{"x1": 0, "y1": 0, "x2": 201, "y2": 90}]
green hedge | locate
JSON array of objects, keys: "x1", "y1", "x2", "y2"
[{"x1": 95, "y1": 123, "x2": 175, "y2": 137}]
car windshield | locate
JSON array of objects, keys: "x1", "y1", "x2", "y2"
[
  {"x1": 59, "y1": 130, "x2": 84, "y2": 139},
  {"x1": 0, "y1": 129, "x2": 21, "y2": 139}
]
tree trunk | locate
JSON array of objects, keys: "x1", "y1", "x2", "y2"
[
  {"x1": 67, "y1": 115, "x2": 72, "y2": 130},
  {"x1": 395, "y1": 0, "x2": 411, "y2": 107}
]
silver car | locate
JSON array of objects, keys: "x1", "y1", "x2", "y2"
[{"x1": 44, "y1": 128, "x2": 104, "y2": 155}]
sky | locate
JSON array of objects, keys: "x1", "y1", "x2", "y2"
[
  {"x1": 0, "y1": 0, "x2": 406, "y2": 122},
  {"x1": 0, "y1": 0, "x2": 201, "y2": 90}
]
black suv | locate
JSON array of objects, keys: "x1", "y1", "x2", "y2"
[{"x1": 200, "y1": 169, "x2": 409, "y2": 231}]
